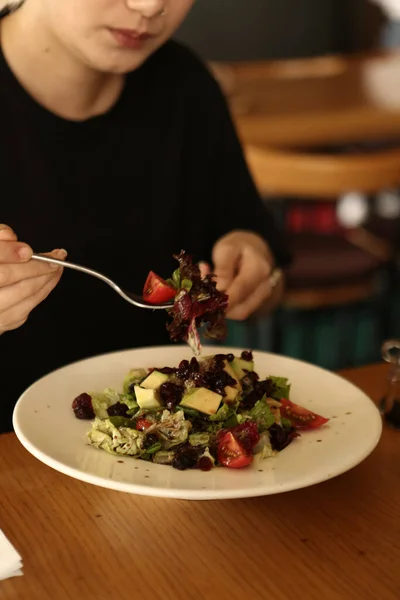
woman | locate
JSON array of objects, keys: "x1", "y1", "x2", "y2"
[{"x1": 0, "y1": 0, "x2": 290, "y2": 433}]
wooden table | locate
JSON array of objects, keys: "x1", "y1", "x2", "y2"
[
  {"x1": 1, "y1": 363, "x2": 399, "y2": 600},
  {"x1": 212, "y1": 52, "x2": 400, "y2": 149}
]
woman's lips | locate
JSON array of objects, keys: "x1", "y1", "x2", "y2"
[{"x1": 110, "y1": 29, "x2": 153, "y2": 50}]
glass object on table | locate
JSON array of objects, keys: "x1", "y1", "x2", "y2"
[{"x1": 380, "y1": 339, "x2": 400, "y2": 428}]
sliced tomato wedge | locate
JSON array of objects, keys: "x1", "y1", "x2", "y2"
[
  {"x1": 280, "y1": 398, "x2": 329, "y2": 429},
  {"x1": 136, "y1": 417, "x2": 152, "y2": 431},
  {"x1": 143, "y1": 271, "x2": 176, "y2": 305},
  {"x1": 217, "y1": 431, "x2": 253, "y2": 469}
]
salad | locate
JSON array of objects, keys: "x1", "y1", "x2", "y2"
[
  {"x1": 143, "y1": 250, "x2": 228, "y2": 355},
  {"x1": 72, "y1": 351, "x2": 329, "y2": 471}
]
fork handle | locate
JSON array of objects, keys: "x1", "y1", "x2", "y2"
[
  {"x1": 31, "y1": 254, "x2": 169, "y2": 310},
  {"x1": 31, "y1": 254, "x2": 115, "y2": 285}
]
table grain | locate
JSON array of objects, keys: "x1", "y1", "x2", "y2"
[{"x1": 1, "y1": 363, "x2": 399, "y2": 600}]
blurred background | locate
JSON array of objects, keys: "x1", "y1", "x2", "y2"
[{"x1": 176, "y1": 0, "x2": 400, "y2": 369}]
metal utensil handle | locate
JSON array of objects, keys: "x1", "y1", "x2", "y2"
[
  {"x1": 31, "y1": 254, "x2": 169, "y2": 310},
  {"x1": 31, "y1": 254, "x2": 118, "y2": 289}
]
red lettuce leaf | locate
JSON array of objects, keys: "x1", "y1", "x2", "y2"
[{"x1": 166, "y1": 251, "x2": 228, "y2": 354}]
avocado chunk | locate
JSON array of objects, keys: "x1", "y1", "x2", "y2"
[
  {"x1": 140, "y1": 370, "x2": 170, "y2": 390},
  {"x1": 180, "y1": 387, "x2": 222, "y2": 415},
  {"x1": 231, "y1": 357, "x2": 254, "y2": 380},
  {"x1": 223, "y1": 360, "x2": 242, "y2": 391},
  {"x1": 134, "y1": 386, "x2": 163, "y2": 410},
  {"x1": 224, "y1": 385, "x2": 239, "y2": 404},
  {"x1": 123, "y1": 368, "x2": 148, "y2": 394}
]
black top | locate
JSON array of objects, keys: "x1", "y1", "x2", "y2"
[{"x1": 0, "y1": 24, "x2": 290, "y2": 432}]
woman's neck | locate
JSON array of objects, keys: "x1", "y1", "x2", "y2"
[{"x1": 0, "y1": 4, "x2": 125, "y2": 121}]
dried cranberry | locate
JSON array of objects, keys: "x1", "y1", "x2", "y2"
[
  {"x1": 72, "y1": 393, "x2": 95, "y2": 420},
  {"x1": 159, "y1": 381, "x2": 183, "y2": 410},
  {"x1": 190, "y1": 357, "x2": 199, "y2": 372},
  {"x1": 241, "y1": 350, "x2": 253, "y2": 362},
  {"x1": 192, "y1": 372, "x2": 207, "y2": 388},
  {"x1": 246, "y1": 371, "x2": 260, "y2": 382},
  {"x1": 198, "y1": 456, "x2": 213, "y2": 471},
  {"x1": 206, "y1": 369, "x2": 236, "y2": 395},
  {"x1": 177, "y1": 360, "x2": 190, "y2": 380},
  {"x1": 107, "y1": 402, "x2": 129, "y2": 417},
  {"x1": 157, "y1": 366, "x2": 176, "y2": 375},
  {"x1": 213, "y1": 356, "x2": 226, "y2": 372}
]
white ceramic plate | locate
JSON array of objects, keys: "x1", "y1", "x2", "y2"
[{"x1": 13, "y1": 346, "x2": 382, "y2": 500}]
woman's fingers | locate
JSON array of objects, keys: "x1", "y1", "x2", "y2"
[
  {"x1": 0, "y1": 249, "x2": 67, "y2": 288},
  {"x1": 0, "y1": 225, "x2": 18, "y2": 242},
  {"x1": 0, "y1": 228, "x2": 67, "y2": 333},
  {"x1": 0, "y1": 270, "x2": 63, "y2": 333}
]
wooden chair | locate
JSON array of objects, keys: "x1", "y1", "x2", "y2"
[
  {"x1": 220, "y1": 144, "x2": 399, "y2": 369},
  {"x1": 243, "y1": 144, "x2": 399, "y2": 308},
  {"x1": 212, "y1": 52, "x2": 400, "y2": 366},
  {"x1": 245, "y1": 145, "x2": 400, "y2": 199}
]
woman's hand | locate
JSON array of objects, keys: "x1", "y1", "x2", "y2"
[
  {"x1": 0, "y1": 225, "x2": 66, "y2": 334},
  {"x1": 202, "y1": 231, "x2": 284, "y2": 320}
]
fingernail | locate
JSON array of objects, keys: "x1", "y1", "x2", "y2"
[
  {"x1": 18, "y1": 246, "x2": 32, "y2": 260},
  {"x1": 54, "y1": 249, "x2": 67, "y2": 259}
]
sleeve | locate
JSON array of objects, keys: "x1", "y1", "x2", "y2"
[{"x1": 195, "y1": 71, "x2": 292, "y2": 268}]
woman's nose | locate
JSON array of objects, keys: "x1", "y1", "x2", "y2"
[{"x1": 125, "y1": 0, "x2": 165, "y2": 19}]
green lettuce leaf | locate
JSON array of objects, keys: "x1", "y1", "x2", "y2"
[
  {"x1": 146, "y1": 442, "x2": 162, "y2": 455},
  {"x1": 90, "y1": 388, "x2": 139, "y2": 419},
  {"x1": 250, "y1": 399, "x2": 276, "y2": 432},
  {"x1": 157, "y1": 410, "x2": 191, "y2": 449},
  {"x1": 269, "y1": 376, "x2": 291, "y2": 400},
  {"x1": 209, "y1": 403, "x2": 235, "y2": 422},
  {"x1": 119, "y1": 393, "x2": 139, "y2": 413},
  {"x1": 189, "y1": 433, "x2": 210, "y2": 447},
  {"x1": 153, "y1": 451, "x2": 175, "y2": 465},
  {"x1": 87, "y1": 418, "x2": 145, "y2": 456},
  {"x1": 108, "y1": 416, "x2": 135, "y2": 428},
  {"x1": 181, "y1": 279, "x2": 193, "y2": 292},
  {"x1": 123, "y1": 369, "x2": 148, "y2": 394},
  {"x1": 90, "y1": 389, "x2": 120, "y2": 419}
]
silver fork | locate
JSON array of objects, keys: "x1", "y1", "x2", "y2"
[
  {"x1": 31, "y1": 254, "x2": 282, "y2": 311},
  {"x1": 31, "y1": 254, "x2": 171, "y2": 310}
]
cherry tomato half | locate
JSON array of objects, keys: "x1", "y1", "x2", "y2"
[
  {"x1": 217, "y1": 431, "x2": 253, "y2": 469},
  {"x1": 136, "y1": 418, "x2": 152, "y2": 431},
  {"x1": 280, "y1": 398, "x2": 329, "y2": 429},
  {"x1": 143, "y1": 271, "x2": 176, "y2": 305}
]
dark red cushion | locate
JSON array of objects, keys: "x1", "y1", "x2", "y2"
[{"x1": 285, "y1": 233, "x2": 382, "y2": 289}]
